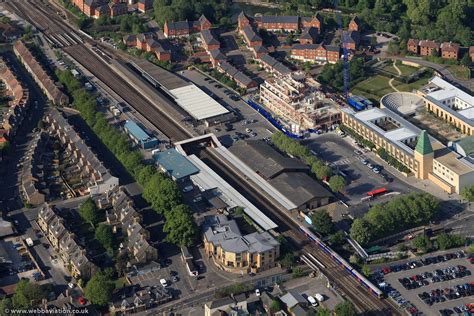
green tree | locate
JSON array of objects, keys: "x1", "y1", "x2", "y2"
[
  {"x1": 350, "y1": 218, "x2": 373, "y2": 246},
  {"x1": 11, "y1": 279, "x2": 46, "y2": 309},
  {"x1": 334, "y1": 301, "x2": 358, "y2": 316},
  {"x1": 270, "y1": 299, "x2": 283, "y2": 312},
  {"x1": 95, "y1": 224, "x2": 113, "y2": 253},
  {"x1": 460, "y1": 53, "x2": 471, "y2": 68},
  {"x1": 279, "y1": 253, "x2": 296, "y2": 268},
  {"x1": 317, "y1": 308, "x2": 331, "y2": 316},
  {"x1": 370, "y1": 35, "x2": 378, "y2": 47},
  {"x1": 163, "y1": 204, "x2": 197, "y2": 246},
  {"x1": 329, "y1": 230, "x2": 346, "y2": 246},
  {"x1": 0, "y1": 298, "x2": 12, "y2": 316},
  {"x1": 437, "y1": 233, "x2": 466, "y2": 250},
  {"x1": 329, "y1": 175, "x2": 345, "y2": 192},
  {"x1": 311, "y1": 209, "x2": 334, "y2": 236},
  {"x1": 143, "y1": 173, "x2": 181, "y2": 214},
  {"x1": 461, "y1": 185, "x2": 474, "y2": 201},
  {"x1": 412, "y1": 235, "x2": 430, "y2": 252},
  {"x1": 84, "y1": 271, "x2": 115, "y2": 307},
  {"x1": 78, "y1": 198, "x2": 100, "y2": 227},
  {"x1": 468, "y1": 244, "x2": 474, "y2": 254},
  {"x1": 362, "y1": 264, "x2": 372, "y2": 277}
]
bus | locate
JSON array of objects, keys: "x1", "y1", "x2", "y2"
[{"x1": 367, "y1": 187, "x2": 388, "y2": 197}]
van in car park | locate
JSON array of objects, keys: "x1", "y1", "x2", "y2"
[
  {"x1": 307, "y1": 295, "x2": 318, "y2": 307},
  {"x1": 315, "y1": 293, "x2": 324, "y2": 302}
]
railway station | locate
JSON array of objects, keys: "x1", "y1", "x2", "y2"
[{"x1": 129, "y1": 59, "x2": 235, "y2": 126}]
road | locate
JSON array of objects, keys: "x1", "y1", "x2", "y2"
[{"x1": 391, "y1": 56, "x2": 473, "y2": 92}]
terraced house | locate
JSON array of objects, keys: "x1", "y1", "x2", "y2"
[
  {"x1": 37, "y1": 204, "x2": 97, "y2": 279},
  {"x1": 0, "y1": 57, "x2": 29, "y2": 140},
  {"x1": 238, "y1": 11, "x2": 321, "y2": 33},
  {"x1": 163, "y1": 15, "x2": 211, "y2": 38},
  {"x1": 123, "y1": 33, "x2": 171, "y2": 61}
]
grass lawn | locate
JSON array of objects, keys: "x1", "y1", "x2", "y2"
[
  {"x1": 445, "y1": 65, "x2": 470, "y2": 80},
  {"x1": 352, "y1": 71, "x2": 432, "y2": 102},
  {"x1": 382, "y1": 63, "x2": 419, "y2": 77}
]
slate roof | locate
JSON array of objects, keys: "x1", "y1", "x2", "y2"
[
  {"x1": 242, "y1": 25, "x2": 261, "y2": 42},
  {"x1": 201, "y1": 29, "x2": 219, "y2": 46}
]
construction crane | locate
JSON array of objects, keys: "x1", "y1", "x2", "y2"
[{"x1": 333, "y1": 0, "x2": 351, "y2": 101}]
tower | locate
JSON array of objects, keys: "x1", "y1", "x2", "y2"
[{"x1": 414, "y1": 130, "x2": 433, "y2": 179}]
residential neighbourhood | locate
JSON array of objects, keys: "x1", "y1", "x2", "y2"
[{"x1": 0, "y1": 0, "x2": 473, "y2": 316}]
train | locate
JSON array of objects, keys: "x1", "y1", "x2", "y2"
[{"x1": 298, "y1": 225, "x2": 384, "y2": 298}]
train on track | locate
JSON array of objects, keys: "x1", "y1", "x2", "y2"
[{"x1": 299, "y1": 225, "x2": 384, "y2": 298}]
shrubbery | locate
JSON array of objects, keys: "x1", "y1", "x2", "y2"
[{"x1": 350, "y1": 193, "x2": 439, "y2": 245}]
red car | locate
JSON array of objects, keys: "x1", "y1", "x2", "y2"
[
  {"x1": 78, "y1": 297, "x2": 86, "y2": 305},
  {"x1": 382, "y1": 267, "x2": 391, "y2": 274}
]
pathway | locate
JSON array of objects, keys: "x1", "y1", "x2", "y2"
[{"x1": 388, "y1": 60, "x2": 401, "y2": 92}]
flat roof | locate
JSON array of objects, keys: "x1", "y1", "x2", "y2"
[
  {"x1": 154, "y1": 148, "x2": 199, "y2": 180},
  {"x1": 131, "y1": 59, "x2": 190, "y2": 91},
  {"x1": 187, "y1": 154, "x2": 278, "y2": 231},
  {"x1": 434, "y1": 147, "x2": 473, "y2": 175},
  {"x1": 124, "y1": 120, "x2": 155, "y2": 143},
  {"x1": 427, "y1": 76, "x2": 473, "y2": 106},
  {"x1": 169, "y1": 84, "x2": 230, "y2": 120}
]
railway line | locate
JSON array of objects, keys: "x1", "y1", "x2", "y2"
[{"x1": 8, "y1": 1, "x2": 400, "y2": 314}]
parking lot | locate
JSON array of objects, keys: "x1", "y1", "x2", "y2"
[
  {"x1": 302, "y1": 133, "x2": 413, "y2": 206},
  {"x1": 374, "y1": 251, "x2": 474, "y2": 315},
  {"x1": 180, "y1": 69, "x2": 276, "y2": 146}
]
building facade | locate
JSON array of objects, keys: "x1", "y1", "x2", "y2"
[{"x1": 203, "y1": 215, "x2": 280, "y2": 274}]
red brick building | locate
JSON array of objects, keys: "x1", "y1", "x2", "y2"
[
  {"x1": 122, "y1": 34, "x2": 171, "y2": 61},
  {"x1": 419, "y1": 40, "x2": 439, "y2": 56},
  {"x1": 209, "y1": 49, "x2": 226, "y2": 68},
  {"x1": 342, "y1": 30, "x2": 360, "y2": 51},
  {"x1": 164, "y1": 15, "x2": 211, "y2": 38},
  {"x1": 241, "y1": 25, "x2": 262, "y2": 47},
  {"x1": 407, "y1": 39, "x2": 419, "y2": 54},
  {"x1": 300, "y1": 14, "x2": 321, "y2": 30},
  {"x1": 201, "y1": 29, "x2": 220, "y2": 51},
  {"x1": 440, "y1": 42, "x2": 460, "y2": 60},
  {"x1": 291, "y1": 44, "x2": 318, "y2": 63},
  {"x1": 256, "y1": 15, "x2": 300, "y2": 32},
  {"x1": 326, "y1": 46, "x2": 340, "y2": 64},
  {"x1": 238, "y1": 11, "x2": 252, "y2": 31},
  {"x1": 299, "y1": 27, "x2": 318, "y2": 44},
  {"x1": 252, "y1": 45, "x2": 268, "y2": 59},
  {"x1": 348, "y1": 16, "x2": 360, "y2": 32},
  {"x1": 137, "y1": 0, "x2": 153, "y2": 13}
]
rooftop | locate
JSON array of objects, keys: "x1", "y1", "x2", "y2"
[
  {"x1": 202, "y1": 215, "x2": 279, "y2": 254},
  {"x1": 229, "y1": 140, "x2": 309, "y2": 179},
  {"x1": 123, "y1": 120, "x2": 156, "y2": 144},
  {"x1": 153, "y1": 148, "x2": 199, "y2": 180},
  {"x1": 169, "y1": 84, "x2": 229, "y2": 120}
]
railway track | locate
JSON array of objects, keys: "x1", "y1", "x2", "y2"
[{"x1": 9, "y1": 1, "x2": 400, "y2": 314}]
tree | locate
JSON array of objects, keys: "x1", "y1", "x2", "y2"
[
  {"x1": 279, "y1": 253, "x2": 296, "y2": 268},
  {"x1": 311, "y1": 209, "x2": 334, "y2": 236},
  {"x1": 12, "y1": 279, "x2": 46, "y2": 309},
  {"x1": 143, "y1": 173, "x2": 181, "y2": 214},
  {"x1": 78, "y1": 198, "x2": 100, "y2": 226},
  {"x1": 461, "y1": 185, "x2": 474, "y2": 201},
  {"x1": 163, "y1": 204, "x2": 197, "y2": 246},
  {"x1": 0, "y1": 298, "x2": 12, "y2": 316},
  {"x1": 370, "y1": 35, "x2": 378, "y2": 48},
  {"x1": 387, "y1": 41, "x2": 400, "y2": 56},
  {"x1": 95, "y1": 224, "x2": 113, "y2": 253},
  {"x1": 317, "y1": 308, "x2": 331, "y2": 316},
  {"x1": 350, "y1": 218, "x2": 373, "y2": 246},
  {"x1": 84, "y1": 271, "x2": 115, "y2": 307},
  {"x1": 329, "y1": 230, "x2": 346, "y2": 246},
  {"x1": 334, "y1": 301, "x2": 358, "y2": 316},
  {"x1": 468, "y1": 244, "x2": 474, "y2": 254},
  {"x1": 412, "y1": 235, "x2": 430, "y2": 252},
  {"x1": 270, "y1": 299, "x2": 283, "y2": 312},
  {"x1": 460, "y1": 53, "x2": 472, "y2": 68},
  {"x1": 437, "y1": 233, "x2": 465, "y2": 250},
  {"x1": 362, "y1": 264, "x2": 372, "y2": 277},
  {"x1": 329, "y1": 175, "x2": 345, "y2": 192}
]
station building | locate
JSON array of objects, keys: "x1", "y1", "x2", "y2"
[
  {"x1": 418, "y1": 76, "x2": 474, "y2": 136},
  {"x1": 341, "y1": 103, "x2": 474, "y2": 194},
  {"x1": 153, "y1": 148, "x2": 199, "y2": 183},
  {"x1": 123, "y1": 120, "x2": 158, "y2": 149}
]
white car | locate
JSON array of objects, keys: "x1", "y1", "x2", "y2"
[
  {"x1": 160, "y1": 278, "x2": 168, "y2": 287},
  {"x1": 314, "y1": 293, "x2": 324, "y2": 302},
  {"x1": 307, "y1": 295, "x2": 318, "y2": 307},
  {"x1": 255, "y1": 289, "x2": 261, "y2": 296},
  {"x1": 182, "y1": 185, "x2": 193, "y2": 193},
  {"x1": 68, "y1": 283, "x2": 75, "y2": 289}
]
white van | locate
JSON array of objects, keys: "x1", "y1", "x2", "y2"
[
  {"x1": 307, "y1": 295, "x2": 318, "y2": 307},
  {"x1": 314, "y1": 293, "x2": 324, "y2": 302}
]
